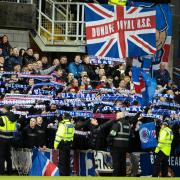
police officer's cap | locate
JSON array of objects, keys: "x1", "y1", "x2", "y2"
[
  {"x1": 63, "y1": 112, "x2": 71, "y2": 119},
  {"x1": 3, "y1": 105, "x2": 12, "y2": 111},
  {"x1": 161, "y1": 120, "x2": 169, "y2": 126}
]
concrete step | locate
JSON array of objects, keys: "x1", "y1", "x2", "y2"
[{"x1": 30, "y1": 32, "x2": 86, "y2": 53}]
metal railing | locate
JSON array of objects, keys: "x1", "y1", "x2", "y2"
[
  {"x1": 37, "y1": 0, "x2": 86, "y2": 46},
  {"x1": 0, "y1": 0, "x2": 33, "y2": 3}
]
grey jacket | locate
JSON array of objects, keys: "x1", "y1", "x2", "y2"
[{"x1": 36, "y1": 66, "x2": 56, "y2": 75}]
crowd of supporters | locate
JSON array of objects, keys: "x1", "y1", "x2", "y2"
[{"x1": 0, "y1": 34, "x2": 180, "y2": 155}]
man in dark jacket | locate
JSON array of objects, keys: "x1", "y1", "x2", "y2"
[
  {"x1": 82, "y1": 55, "x2": 96, "y2": 80},
  {"x1": 108, "y1": 112, "x2": 130, "y2": 176},
  {"x1": 5, "y1": 47, "x2": 22, "y2": 71},
  {"x1": 23, "y1": 48, "x2": 36, "y2": 66},
  {"x1": 36, "y1": 116, "x2": 47, "y2": 149},
  {"x1": 22, "y1": 118, "x2": 38, "y2": 149},
  {"x1": 89, "y1": 118, "x2": 114, "y2": 150},
  {"x1": 154, "y1": 63, "x2": 171, "y2": 86}
]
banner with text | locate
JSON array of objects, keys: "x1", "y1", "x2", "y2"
[{"x1": 85, "y1": 3, "x2": 156, "y2": 63}]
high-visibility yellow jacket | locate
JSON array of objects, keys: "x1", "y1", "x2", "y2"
[
  {"x1": 108, "y1": 0, "x2": 127, "y2": 6},
  {"x1": 0, "y1": 116, "x2": 16, "y2": 139},
  {"x1": 155, "y1": 126, "x2": 174, "y2": 156},
  {"x1": 54, "y1": 119, "x2": 75, "y2": 149}
]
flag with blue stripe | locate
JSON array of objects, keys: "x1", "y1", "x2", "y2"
[{"x1": 139, "y1": 122, "x2": 157, "y2": 149}]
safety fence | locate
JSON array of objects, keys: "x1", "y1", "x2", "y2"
[
  {"x1": 11, "y1": 148, "x2": 180, "y2": 176},
  {"x1": 0, "y1": 0, "x2": 33, "y2": 4},
  {"x1": 36, "y1": 0, "x2": 86, "y2": 46}
]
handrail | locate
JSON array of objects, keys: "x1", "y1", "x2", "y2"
[
  {"x1": 46, "y1": 0, "x2": 54, "y2": 4},
  {"x1": 58, "y1": 4, "x2": 67, "y2": 15},
  {"x1": 46, "y1": 0, "x2": 67, "y2": 20},
  {"x1": 40, "y1": 26, "x2": 52, "y2": 35},
  {"x1": 173, "y1": 72, "x2": 180, "y2": 76},
  {"x1": 174, "y1": 67, "x2": 180, "y2": 72},
  {"x1": 37, "y1": 10, "x2": 53, "y2": 23},
  {"x1": 81, "y1": 4, "x2": 85, "y2": 41},
  {"x1": 53, "y1": 20, "x2": 84, "y2": 23},
  {"x1": 53, "y1": 2, "x2": 85, "y2": 5},
  {"x1": 0, "y1": 0, "x2": 33, "y2": 4},
  {"x1": 55, "y1": 5, "x2": 67, "y2": 20},
  {"x1": 37, "y1": 0, "x2": 86, "y2": 45}
]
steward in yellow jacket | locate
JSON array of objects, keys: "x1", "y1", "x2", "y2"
[
  {"x1": 153, "y1": 120, "x2": 174, "y2": 177},
  {"x1": 54, "y1": 113, "x2": 75, "y2": 176},
  {"x1": 108, "y1": 0, "x2": 127, "y2": 6},
  {"x1": 0, "y1": 106, "x2": 18, "y2": 175}
]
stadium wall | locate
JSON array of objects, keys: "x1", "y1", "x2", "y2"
[{"x1": 0, "y1": 29, "x2": 30, "y2": 50}]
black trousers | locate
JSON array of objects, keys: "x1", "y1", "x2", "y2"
[
  {"x1": 153, "y1": 150, "x2": 169, "y2": 177},
  {"x1": 111, "y1": 147, "x2": 126, "y2": 176},
  {"x1": 0, "y1": 139, "x2": 12, "y2": 175},
  {"x1": 58, "y1": 142, "x2": 72, "y2": 176}
]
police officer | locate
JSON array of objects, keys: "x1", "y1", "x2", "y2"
[
  {"x1": 0, "y1": 106, "x2": 18, "y2": 175},
  {"x1": 108, "y1": 112, "x2": 130, "y2": 176},
  {"x1": 108, "y1": 0, "x2": 127, "y2": 6},
  {"x1": 153, "y1": 120, "x2": 174, "y2": 177},
  {"x1": 54, "y1": 113, "x2": 75, "y2": 176}
]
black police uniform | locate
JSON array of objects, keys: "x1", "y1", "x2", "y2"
[{"x1": 108, "y1": 118, "x2": 130, "y2": 176}]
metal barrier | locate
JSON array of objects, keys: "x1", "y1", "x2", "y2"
[
  {"x1": 0, "y1": 0, "x2": 33, "y2": 3},
  {"x1": 11, "y1": 148, "x2": 32, "y2": 175},
  {"x1": 37, "y1": 0, "x2": 86, "y2": 46},
  {"x1": 11, "y1": 148, "x2": 141, "y2": 176}
]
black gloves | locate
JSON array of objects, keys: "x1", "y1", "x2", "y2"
[{"x1": 0, "y1": 118, "x2": 5, "y2": 127}]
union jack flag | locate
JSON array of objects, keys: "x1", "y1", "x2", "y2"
[
  {"x1": 85, "y1": 4, "x2": 156, "y2": 62},
  {"x1": 132, "y1": 66, "x2": 145, "y2": 94},
  {"x1": 29, "y1": 151, "x2": 59, "y2": 176}
]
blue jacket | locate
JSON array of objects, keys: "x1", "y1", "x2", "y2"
[
  {"x1": 5, "y1": 55, "x2": 22, "y2": 71},
  {"x1": 154, "y1": 69, "x2": 171, "y2": 86},
  {"x1": 68, "y1": 62, "x2": 84, "y2": 78}
]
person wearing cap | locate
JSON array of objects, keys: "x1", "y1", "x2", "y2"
[
  {"x1": 54, "y1": 113, "x2": 75, "y2": 176},
  {"x1": 0, "y1": 106, "x2": 18, "y2": 175},
  {"x1": 107, "y1": 112, "x2": 130, "y2": 176},
  {"x1": 153, "y1": 119, "x2": 174, "y2": 177}
]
